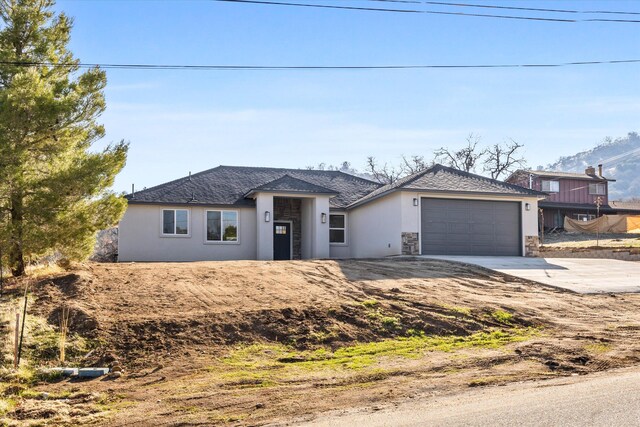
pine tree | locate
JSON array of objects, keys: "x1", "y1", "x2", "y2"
[{"x1": 0, "y1": 0, "x2": 128, "y2": 276}]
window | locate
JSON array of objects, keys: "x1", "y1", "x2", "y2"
[
  {"x1": 206, "y1": 210, "x2": 238, "y2": 242},
  {"x1": 329, "y1": 214, "x2": 346, "y2": 244},
  {"x1": 275, "y1": 225, "x2": 287, "y2": 235},
  {"x1": 589, "y1": 183, "x2": 606, "y2": 195},
  {"x1": 162, "y1": 209, "x2": 189, "y2": 235},
  {"x1": 575, "y1": 214, "x2": 596, "y2": 222},
  {"x1": 541, "y1": 180, "x2": 560, "y2": 193}
]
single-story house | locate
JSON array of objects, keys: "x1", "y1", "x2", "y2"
[{"x1": 118, "y1": 164, "x2": 546, "y2": 262}]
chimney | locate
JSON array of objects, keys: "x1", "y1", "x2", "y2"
[
  {"x1": 585, "y1": 165, "x2": 596, "y2": 176},
  {"x1": 131, "y1": 183, "x2": 135, "y2": 198},
  {"x1": 598, "y1": 164, "x2": 603, "y2": 177}
]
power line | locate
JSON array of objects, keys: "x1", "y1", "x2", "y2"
[
  {"x1": 2, "y1": 58, "x2": 639, "y2": 71},
  {"x1": 214, "y1": 0, "x2": 640, "y2": 23},
  {"x1": 423, "y1": 1, "x2": 640, "y2": 16}
]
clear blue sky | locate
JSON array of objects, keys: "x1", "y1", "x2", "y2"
[{"x1": 55, "y1": 0, "x2": 640, "y2": 192}]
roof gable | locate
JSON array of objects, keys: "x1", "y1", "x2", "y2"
[
  {"x1": 246, "y1": 175, "x2": 337, "y2": 196},
  {"x1": 349, "y1": 164, "x2": 545, "y2": 208}
]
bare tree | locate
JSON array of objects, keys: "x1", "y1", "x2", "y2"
[
  {"x1": 434, "y1": 133, "x2": 485, "y2": 173},
  {"x1": 401, "y1": 155, "x2": 431, "y2": 175},
  {"x1": 365, "y1": 156, "x2": 405, "y2": 184},
  {"x1": 483, "y1": 138, "x2": 527, "y2": 180}
]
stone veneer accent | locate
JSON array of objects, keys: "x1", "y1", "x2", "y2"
[
  {"x1": 525, "y1": 235, "x2": 540, "y2": 257},
  {"x1": 273, "y1": 197, "x2": 302, "y2": 259},
  {"x1": 402, "y1": 232, "x2": 420, "y2": 255}
]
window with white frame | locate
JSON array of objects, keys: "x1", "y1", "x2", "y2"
[
  {"x1": 162, "y1": 209, "x2": 189, "y2": 235},
  {"x1": 329, "y1": 214, "x2": 346, "y2": 244},
  {"x1": 206, "y1": 210, "x2": 238, "y2": 242},
  {"x1": 589, "y1": 183, "x2": 606, "y2": 195},
  {"x1": 575, "y1": 214, "x2": 596, "y2": 222},
  {"x1": 541, "y1": 180, "x2": 560, "y2": 193}
]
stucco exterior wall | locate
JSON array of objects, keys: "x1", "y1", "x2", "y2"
[
  {"x1": 118, "y1": 204, "x2": 257, "y2": 262},
  {"x1": 348, "y1": 192, "x2": 403, "y2": 258},
  {"x1": 348, "y1": 191, "x2": 538, "y2": 258}
]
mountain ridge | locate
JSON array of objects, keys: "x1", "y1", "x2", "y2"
[{"x1": 546, "y1": 132, "x2": 640, "y2": 200}]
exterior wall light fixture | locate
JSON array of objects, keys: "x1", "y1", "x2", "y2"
[
  {"x1": 321, "y1": 213, "x2": 327, "y2": 223},
  {"x1": 413, "y1": 198, "x2": 419, "y2": 207},
  {"x1": 265, "y1": 211, "x2": 271, "y2": 222},
  {"x1": 525, "y1": 203, "x2": 531, "y2": 211}
]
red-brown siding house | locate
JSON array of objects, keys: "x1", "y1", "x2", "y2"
[{"x1": 507, "y1": 165, "x2": 640, "y2": 230}]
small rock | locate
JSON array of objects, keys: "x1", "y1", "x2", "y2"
[
  {"x1": 40, "y1": 392, "x2": 50, "y2": 400},
  {"x1": 255, "y1": 403, "x2": 265, "y2": 409},
  {"x1": 111, "y1": 371, "x2": 123, "y2": 379}
]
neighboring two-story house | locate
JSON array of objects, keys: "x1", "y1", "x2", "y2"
[{"x1": 507, "y1": 165, "x2": 640, "y2": 230}]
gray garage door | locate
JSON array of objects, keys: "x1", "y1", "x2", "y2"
[{"x1": 421, "y1": 198, "x2": 521, "y2": 256}]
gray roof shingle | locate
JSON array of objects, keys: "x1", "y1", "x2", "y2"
[
  {"x1": 349, "y1": 164, "x2": 545, "y2": 208},
  {"x1": 126, "y1": 166, "x2": 380, "y2": 209},
  {"x1": 518, "y1": 169, "x2": 614, "y2": 182},
  {"x1": 246, "y1": 175, "x2": 337, "y2": 196}
]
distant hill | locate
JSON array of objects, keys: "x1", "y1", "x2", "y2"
[{"x1": 546, "y1": 132, "x2": 640, "y2": 201}]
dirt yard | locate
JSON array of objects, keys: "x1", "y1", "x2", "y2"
[
  {"x1": 542, "y1": 232, "x2": 640, "y2": 248},
  {"x1": 2, "y1": 258, "x2": 640, "y2": 426}
]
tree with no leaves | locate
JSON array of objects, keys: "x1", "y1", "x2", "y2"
[
  {"x1": 483, "y1": 138, "x2": 527, "y2": 180},
  {"x1": 0, "y1": 0, "x2": 128, "y2": 276},
  {"x1": 365, "y1": 156, "x2": 405, "y2": 184},
  {"x1": 365, "y1": 133, "x2": 526, "y2": 184},
  {"x1": 433, "y1": 133, "x2": 485, "y2": 173}
]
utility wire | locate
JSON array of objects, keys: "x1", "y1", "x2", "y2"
[
  {"x1": 423, "y1": 1, "x2": 640, "y2": 16},
  {"x1": 214, "y1": 0, "x2": 578, "y2": 22},
  {"x1": 2, "y1": 58, "x2": 639, "y2": 71},
  {"x1": 215, "y1": 0, "x2": 640, "y2": 23}
]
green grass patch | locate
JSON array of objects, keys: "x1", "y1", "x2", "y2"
[
  {"x1": 0, "y1": 397, "x2": 17, "y2": 415},
  {"x1": 215, "y1": 328, "x2": 539, "y2": 385},
  {"x1": 361, "y1": 299, "x2": 379, "y2": 309},
  {"x1": 440, "y1": 304, "x2": 473, "y2": 316},
  {"x1": 24, "y1": 316, "x2": 99, "y2": 364},
  {"x1": 491, "y1": 310, "x2": 514, "y2": 325}
]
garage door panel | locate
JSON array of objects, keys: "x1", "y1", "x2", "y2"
[
  {"x1": 421, "y1": 198, "x2": 521, "y2": 256},
  {"x1": 447, "y1": 223, "x2": 471, "y2": 234},
  {"x1": 470, "y1": 223, "x2": 495, "y2": 234}
]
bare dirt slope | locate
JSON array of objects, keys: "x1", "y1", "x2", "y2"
[{"x1": 5, "y1": 258, "x2": 640, "y2": 426}]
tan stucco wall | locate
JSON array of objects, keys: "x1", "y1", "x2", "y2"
[
  {"x1": 118, "y1": 204, "x2": 257, "y2": 262},
  {"x1": 348, "y1": 192, "x2": 403, "y2": 258}
]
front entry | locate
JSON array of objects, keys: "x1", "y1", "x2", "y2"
[{"x1": 273, "y1": 222, "x2": 292, "y2": 260}]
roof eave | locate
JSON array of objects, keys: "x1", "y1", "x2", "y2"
[{"x1": 348, "y1": 188, "x2": 545, "y2": 210}]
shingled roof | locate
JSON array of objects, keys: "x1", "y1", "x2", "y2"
[
  {"x1": 245, "y1": 175, "x2": 337, "y2": 197},
  {"x1": 516, "y1": 169, "x2": 615, "y2": 182},
  {"x1": 126, "y1": 166, "x2": 380, "y2": 209},
  {"x1": 348, "y1": 164, "x2": 545, "y2": 208}
]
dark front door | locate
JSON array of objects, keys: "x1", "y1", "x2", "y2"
[{"x1": 273, "y1": 222, "x2": 292, "y2": 260}]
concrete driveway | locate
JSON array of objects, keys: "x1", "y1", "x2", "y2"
[{"x1": 425, "y1": 256, "x2": 640, "y2": 294}]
